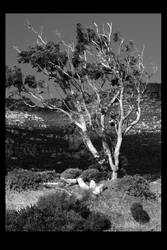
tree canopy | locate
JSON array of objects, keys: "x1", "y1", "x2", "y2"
[{"x1": 8, "y1": 21, "x2": 157, "y2": 179}]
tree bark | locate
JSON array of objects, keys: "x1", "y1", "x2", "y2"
[
  {"x1": 102, "y1": 139, "x2": 118, "y2": 180},
  {"x1": 82, "y1": 131, "x2": 100, "y2": 160},
  {"x1": 74, "y1": 115, "x2": 101, "y2": 162}
]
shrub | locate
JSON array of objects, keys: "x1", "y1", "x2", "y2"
[
  {"x1": 83, "y1": 213, "x2": 113, "y2": 231},
  {"x1": 5, "y1": 191, "x2": 111, "y2": 232},
  {"x1": 130, "y1": 202, "x2": 150, "y2": 224},
  {"x1": 60, "y1": 168, "x2": 82, "y2": 179},
  {"x1": 80, "y1": 168, "x2": 103, "y2": 182},
  {"x1": 88, "y1": 154, "x2": 128, "y2": 179},
  {"x1": 6, "y1": 169, "x2": 58, "y2": 191},
  {"x1": 5, "y1": 209, "x2": 23, "y2": 231},
  {"x1": 115, "y1": 175, "x2": 156, "y2": 200}
]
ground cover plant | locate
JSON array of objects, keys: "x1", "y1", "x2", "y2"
[
  {"x1": 6, "y1": 191, "x2": 112, "y2": 232},
  {"x1": 6, "y1": 168, "x2": 59, "y2": 191}
]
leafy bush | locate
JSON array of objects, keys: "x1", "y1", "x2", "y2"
[
  {"x1": 6, "y1": 169, "x2": 58, "y2": 191},
  {"x1": 6, "y1": 192, "x2": 111, "y2": 231},
  {"x1": 5, "y1": 209, "x2": 23, "y2": 231},
  {"x1": 130, "y1": 202, "x2": 150, "y2": 224},
  {"x1": 83, "y1": 213, "x2": 113, "y2": 231},
  {"x1": 60, "y1": 168, "x2": 82, "y2": 179},
  {"x1": 80, "y1": 168, "x2": 103, "y2": 182},
  {"x1": 114, "y1": 175, "x2": 156, "y2": 200},
  {"x1": 88, "y1": 153, "x2": 128, "y2": 179}
]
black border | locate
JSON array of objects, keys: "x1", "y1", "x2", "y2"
[{"x1": 2, "y1": 11, "x2": 165, "y2": 240}]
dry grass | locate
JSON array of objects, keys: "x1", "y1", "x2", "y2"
[
  {"x1": 5, "y1": 187, "x2": 59, "y2": 211},
  {"x1": 85, "y1": 180, "x2": 161, "y2": 232}
]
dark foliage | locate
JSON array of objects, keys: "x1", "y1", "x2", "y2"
[
  {"x1": 18, "y1": 41, "x2": 68, "y2": 73},
  {"x1": 6, "y1": 192, "x2": 111, "y2": 231},
  {"x1": 88, "y1": 153, "x2": 128, "y2": 179},
  {"x1": 111, "y1": 175, "x2": 156, "y2": 200},
  {"x1": 80, "y1": 168, "x2": 102, "y2": 182},
  {"x1": 60, "y1": 168, "x2": 82, "y2": 179},
  {"x1": 5, "y1": 21, "x2": 160, "y2": 184},
  {"x1": 6, "y1": 169, "x2": 57, "y2": 191},
  {"x1": 6, "y1": 65, "x2": 23, "y2": 93},
  {"x1": 117, "y1": 154, "x2": 128, "y2": 178},
  {"x1": 82, "y1": 212, "x2": 112, "y2": 231},
  {"x1": 130, "y1": 202, "x2": 150, "y2": 224},
  {"x1": 24, "y1": 75, "x2": 37, "y2": 88}
]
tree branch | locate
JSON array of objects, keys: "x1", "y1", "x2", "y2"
[
  {"x1": 122, "y1": 105, "x2": 133, "y2": 121},
  {"x1": 124, "y1": 92, "x2": 141, "y2": 135},
  {"x1": 26, "y1": 19, "x2": 47, "y2": 46},
  {"x1": 106, "y1": 22, "x2": 112, "y2": 41}
]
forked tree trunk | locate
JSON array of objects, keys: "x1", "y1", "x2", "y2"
[
  {"x1": 82, "y1": 131, "x2": 101, "y2": 160},
  {"x1": 75, "y1": 114, "x2": 121, "y2": 180},
  {"x1": 83, "y1": 131, "x2": 120, "y2": 180},
  {"x1": 74, "y1": 116, "x2": 103, "y2": 163}
]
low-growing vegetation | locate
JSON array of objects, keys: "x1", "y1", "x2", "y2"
[
  {"x1": 6, "y1": 169, "x2": 58, "y2": 191},
  {"x1": 6, "y1": 192, "x2": 112, "y2": 232}
]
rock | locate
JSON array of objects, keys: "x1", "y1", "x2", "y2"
[
  {"x1": 42, "y1": 182, "x2": 62, "y2": 188},
  {"x1": 60, "y1": 177, "x2": 77, "y2": 185},
  {"x1": 60, "y1": 168, "x2": 82, "y2": 179},
  {"x1": 149, "y1": 179, "x2": 161, "y2": 199},
  {"x1": 77, "y1": 177, "x2": 90, "y2": 190}
]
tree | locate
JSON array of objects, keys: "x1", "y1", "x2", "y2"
[
  {"x1": 6, "y1": 65, "x2": 23, "y2": 92},
  {"x1": 5, "y1": 66, "x2": 45, "y2": 110},
  {"x1": 12, "y1": 21, "x2": 157, "y2": 180}
]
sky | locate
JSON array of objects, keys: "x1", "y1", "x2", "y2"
[{"x1": 6, "y1": 13, "x2": 161, "y2": 83}]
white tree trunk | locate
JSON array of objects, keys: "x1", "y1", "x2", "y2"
[
  {"x1": 113, "y1": 129, "x2": 123, "y2": 179},
  {"x1": 83, "y1": 131, "x2": 100, "y2": 159},
  {"x1": 111, "y1": 171, "x2": 117, "y2": 180},
  {"x1": 75, "y1": 114, "x2": 120, "y2": 180},
  {"x1": 74, "y1": 115, "x2": 101, "y2": 161},
  {"x1": 102, "y1": 139, "x2": 118, "y2": 180}
]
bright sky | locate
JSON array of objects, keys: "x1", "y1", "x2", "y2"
[{"x1": 6, "y1": 13, "x2": 161, "y2": 83}]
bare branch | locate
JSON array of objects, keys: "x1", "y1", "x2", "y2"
[
  {"x1": 124, "y1": 94, "x2": 141, "y2": 135},
  {"x1": 100, "y1": 114, "x2": 105, "y2": 131},
  {"x1": 106, "y1": 22, "x2": 112, "y2": 41},
  {"x1": 102, "y1": 139, "x2": 115, "y2": 169},
  {"x1": 102, "y1": 24, "x2": 106, "y2": 37},
  {"x1": 62, "y1": 40, "x2": 75, "y2": 52},
  {"x1": 26, "y1": 19, "x2": 47, "y2": 46},
  {"x1": 23, "y1": 100, "x2": 37, "y2": 108},
  {"x1": 13, "y1": 45, "x2": 21, "y2": 53},
  {"x1": 94, "y1": 22, "x2": 99, "y2": 36},
  {"x1": 51, "y1": 106, "x2": 73, "y2": 120},
  {"x1": 119, "y1": 85, "x2": 124, "y2": 119},
  {"x1": 150, "y1": 62, "x2": 158, "y2": 74},
  {"x1": 118, "y1": 39, "x2": 124, "y2": 54},
  {"x1": 29, "y1": 91, "x2": 44, "y2": 102},
  {"x1": 86, "y1": 76, "x2": 101, "y2": 105},
  {"x1": 104, "y1": 90, "x2": 120, "y2": 113},
  {"x1": 81, "y1": 101, "x2": 92, "y2": 126},
  {"x1": 123, "y1": 105, "x2": 133, "y2": 120}
]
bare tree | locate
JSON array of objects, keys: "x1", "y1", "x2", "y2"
[{"x1": 12, "y1": 21, "x2": 157, "y2": 180}]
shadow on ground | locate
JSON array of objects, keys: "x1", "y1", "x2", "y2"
[
  {"x1": 121, "y1": 132, "x2": 161, "y2": 180},
  {"x1": 6, "y1": 127, "x2": 161, "y2": 181}
]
